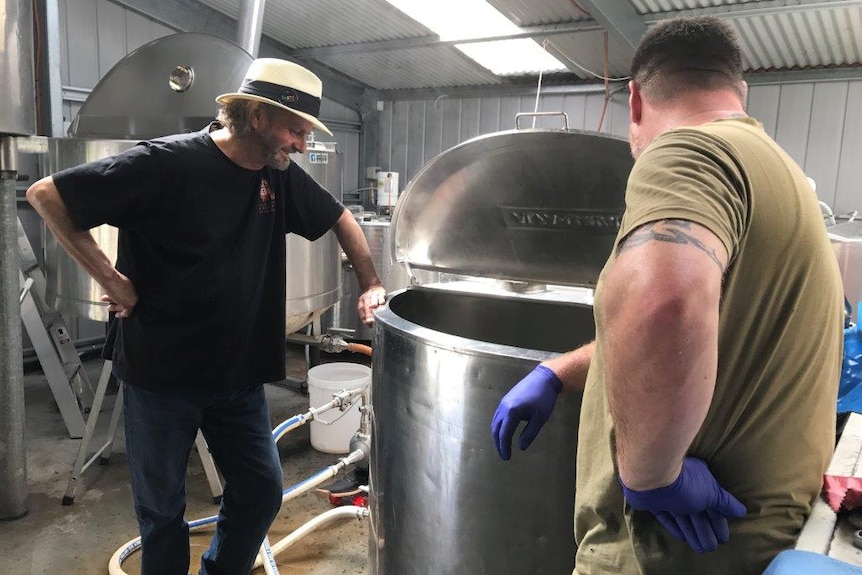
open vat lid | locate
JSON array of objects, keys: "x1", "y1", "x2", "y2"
[{"x1": 391, "y1": 129, "x2": 634, "y2": 289}]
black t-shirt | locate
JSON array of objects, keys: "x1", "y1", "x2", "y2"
[{"x1": 53, "y1": 127, "x2": 344, "y2": 392}]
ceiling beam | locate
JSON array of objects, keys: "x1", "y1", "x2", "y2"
[
  {"x1": 573, "y1": 0, "x2": 646, "y2": 58},
  {"x1": 107, "y1": 0, "x2": 369, "y2": 111}
]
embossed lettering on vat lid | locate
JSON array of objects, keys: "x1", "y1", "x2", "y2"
[{"x1": 391, "y1": 129, "x2": 634, "y2": 289}]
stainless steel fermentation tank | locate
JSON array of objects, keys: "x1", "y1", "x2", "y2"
[
  {"x1": 286, "y1": 141, "x2": 342, "y2": 333},
  {"x1": 828, "y1": 220, "x2": 862, "y2": 322},
  {"x1": 0, "y1": 0, "x2": 36, "y2": 136},
  {"x1": 327, "y1": 214, "x2": 436, "y2": 340},
  {"x1": 369, "y1": 129, "x2": 634, "y2": 574},
  {"x1": 37, "y1": 33, "x2": 341, "y2": 334},
  {"x1": 1, "y1": 0, "x2": 36, "y2": 520}
]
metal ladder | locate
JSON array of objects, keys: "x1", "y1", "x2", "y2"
[
  {"x1": 62, "y1": 361, "x2": 224, "y2": 506},
  {"x1": 17, "y1": 218, "x2": 223, "y2": 504},
  {"x1": 17, "y1": 216, "x2": 92, "y2": 439}
]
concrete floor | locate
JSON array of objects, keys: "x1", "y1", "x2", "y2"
[{"x1": 0, "y1": 345, "x2": 369, "y2": 575}]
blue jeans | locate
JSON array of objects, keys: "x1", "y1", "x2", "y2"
[{"x1": 123, "y1": 383, "x2": 284, "y2": 575}]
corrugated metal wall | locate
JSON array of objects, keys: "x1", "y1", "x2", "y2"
[{"x1": 377, "y1": 81, "x2": 862, "y2": 214}]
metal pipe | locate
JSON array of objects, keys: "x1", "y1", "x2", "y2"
[
  {"x1": 237, "y1": 0, "x2": 266, "y2": 57},
  {"x1": 286, "y1": 332, "x2": 352, "y2": 354},
  {"x1": 0, "y1": 137, "x2": 28, "y2": 520}
]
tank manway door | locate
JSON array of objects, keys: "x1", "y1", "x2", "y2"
[{"x1": 391, "y1": 129, "x2": 634, "y2": 289}]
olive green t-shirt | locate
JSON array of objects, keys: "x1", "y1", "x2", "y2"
[{"x1": 574, "y1": 118, "x2": 844, "y2": 575}]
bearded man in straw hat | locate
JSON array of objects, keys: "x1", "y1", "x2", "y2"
[{"x1": 27, "y1": 58, "x2": 387, "y2": 575}]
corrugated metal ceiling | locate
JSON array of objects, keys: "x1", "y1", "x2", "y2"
[{"x1": 194, "y1": 0, "x2": 862, "y2": 91}]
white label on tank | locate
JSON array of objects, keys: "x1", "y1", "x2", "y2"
[{"x1": 309, "y1": 153, "x2": 329, "y2": 164}]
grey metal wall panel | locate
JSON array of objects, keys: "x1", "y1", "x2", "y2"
[
  {"x1": 423, "y1": 100, "x2": 443, "y2": 164},
  {"x1": 584, "y1": 93, "x2": 607, "y2": 133},
  {"x1": 441, "y1": 98, "x2": 462, "y2": 152},
  {"x1": 775, "y1": 83, "x2": 814, "y2": 168},
  {"x1": 836, "y1": 81, "x2": 862, "y2": 214},
  {"x1": 391, "y1": 101, "x2": 410, "y2": 179},
  {"x1": 406, "y1": 101, "x2": 426, "y2": 183},
  {"x1": 607, "y1": 95, "x2": 630, "y2": 138},
  {"x1": 565, "y1": 93, "x2": 588, "y2": 130},
  {"x1": 460, "y1": 99, "x2": 481, "y2": 143},
  {"x1": 378, "y1": 103, "x2": 393, "y2": 177},
  {"x1": 96, "y1": 0, "x2": 127, "y2": 76},
  {"x1": 534, "y1": 94, "x2": 566, "y2": 129},
  {"x1": 746, "y1": 84, "x2": 781, "y2": 138},
  {"x1": 806, "y1": 82, "x2": 849, "y2": 210},
  {"x1": 124, "y1": 9, "x2": 172, "y2": 54},
  {"x1": 376, "y1": 79, "x2": 862, "y2": 214},
  {"x1": 65, "y1": 0, "x2": 100, "y2": 89},
  {"x1": 499, "y1": 96, "x2": 524, "y2": 131},
  {"x1": 479, "y1": 97, "x2": 501, "y2": 134}
]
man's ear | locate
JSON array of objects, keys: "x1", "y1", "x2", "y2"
[
  {"x1": 250, "y1": 103, "x2": 264, "y2": 130},
  {"x1": 629, "y1": 80, "x2": 642, "y2": 124}
]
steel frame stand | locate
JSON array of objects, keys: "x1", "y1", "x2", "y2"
[
  {"x1": 62, "y1": 359, "x2": 224, "y2": 505},
  {"x1": 278, "y1": 315, "x2": 323, "y2": 394},
  {"x1": 17, "y1": 216, "x2": 92, "y2": 438}
]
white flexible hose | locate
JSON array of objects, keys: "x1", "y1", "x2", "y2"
[
  {"x1": 260, "y1": 536, "x2": 280, "y2": 575},
  {"x1": 251, "y1": 507, "x2": 369, "y2": 570},
  {"x1": 108, "y1": 389, "x2": 370, "y2": 575}
]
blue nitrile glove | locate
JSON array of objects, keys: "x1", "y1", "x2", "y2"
[
  {"x1": 491, "y1": 365, "x2": 562, "y2": 461},
  {"x1": 620, "y1": 457, "x2": 747, "y2": 554},
  {"x1": 838, "y1": 301, "x2": 862, "y2": 413}
]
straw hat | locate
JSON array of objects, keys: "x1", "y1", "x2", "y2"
[{"x1": 217, "y1": 58, "x2": 332, "y2": 136}]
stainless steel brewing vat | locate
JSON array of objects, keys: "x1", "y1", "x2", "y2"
[
  {"x1": 371, "y1": 287, "x2": 592, "y2": 574},
  {"x1": 327, "y1": 215, "x2": 436, "y2": 340},
  {"x1": 828, "y1": 220, "x2": 862, "y2": 322},
  {"x1": 285, "y1": 141, "x2": 343, "y2": 333},
  {"x1": 369, "y1": 129, "x2": 634, "y2": 574},
  {"x1": 0, "y1": 0, "x2": 36, "y2": 136},
  {"x1": 40, "y1": 32, "x2": 255, "y2": 322},
  {"x1": 39, "y1": 139, "x2": 136, "y2": 320}
]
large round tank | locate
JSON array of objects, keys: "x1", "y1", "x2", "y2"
[
  {"x1": 285, "y1": 141, "x2": 343, "y2": 334},
  {"x1": 368, "y1": 128, "x2": 634, "y2": 574},
  {"x1": 371, "y1": 287, "x2": 591, "y2": 574},
  {"x1": 828, "y1": 220, "x2": 862, "y2": 322},
  {"x1": 40, "y1": 139, "x2": 135, "y2": 320},
  {"x1": 0, "y1": 0, "x2": 36, "y2": 136},
  {"x1": 327, "y1": 214, "x2": 436, "y2": 340}
]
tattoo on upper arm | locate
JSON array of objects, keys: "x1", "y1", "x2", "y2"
[{"x1": 618, "y1": 219, "x2": 726, "y2": 272}]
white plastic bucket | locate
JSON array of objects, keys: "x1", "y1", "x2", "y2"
[{"x1": 307, "y1": 362, "x2": 371, "y2": 454}]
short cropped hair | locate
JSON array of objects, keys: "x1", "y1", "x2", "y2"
[{"x1": 631, "y1": 16, "x2": 745, "y2": 102}]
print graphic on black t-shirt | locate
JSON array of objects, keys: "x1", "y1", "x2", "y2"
[{"x1": 259, "y1": 176, "x2": 276, "y2": 213}]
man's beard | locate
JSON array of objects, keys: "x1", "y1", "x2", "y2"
[
  {"x1": 258, "y1": 130, "x2": 293, "y2": 170},
  {"x1": 628, "y1": 123, "x2": 648, "y2": 160},
  {"x1": 266, "y1": 150, "x2": 292, "y2": 171}
]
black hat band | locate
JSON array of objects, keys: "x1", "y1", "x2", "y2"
[{"x1": 238, "y1": 79, "x2": 321, "y2": 118}]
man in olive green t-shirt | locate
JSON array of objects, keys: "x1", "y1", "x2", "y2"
[{"x1": 491, "y1": 16, "x2": 843, "y2": 575}]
